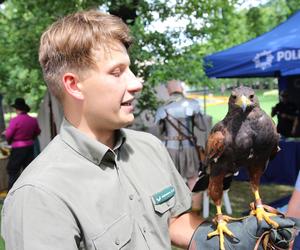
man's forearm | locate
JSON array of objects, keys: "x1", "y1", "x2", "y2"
[{"x1": 169, "y1": 212, "x2": 204, "y2": 249}]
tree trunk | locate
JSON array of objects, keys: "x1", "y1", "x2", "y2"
[{"x1": 0, "y1": 94, "x2": 5, "y2": 135}]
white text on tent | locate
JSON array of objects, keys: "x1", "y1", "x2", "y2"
[{"x1": 277, "y1": 49, "x2": 300, "y2": 62}]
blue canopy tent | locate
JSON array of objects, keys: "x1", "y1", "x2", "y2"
[
  {"x1": 203, "y1": 11, "x2": 300, "y2": 186},
  {"x1": 204, "y1": 11, "x2": 300, "y2": 79}
]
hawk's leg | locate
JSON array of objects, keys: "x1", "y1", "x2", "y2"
[
  {"x1": 208, "y1": 174, "x2": 235, "y2": 250},
  {"x1": 248, "y1": 166, "x2": 279, "y2": 228}
]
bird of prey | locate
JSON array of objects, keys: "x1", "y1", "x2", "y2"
[{"x1": 203, "y1": 86, "x2": 279, "y2": 250}]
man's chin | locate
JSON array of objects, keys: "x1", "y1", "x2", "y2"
[
  {"x1": 121, "y1": 115, "x2": 135, "y2": 128},
  {"x1": 124, "y1": 119, "x2": 134, "y2": 127}
]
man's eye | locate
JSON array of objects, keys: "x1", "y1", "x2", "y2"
[{"x1": 111, "y1": 69, "x2": 121, "y2": 77}]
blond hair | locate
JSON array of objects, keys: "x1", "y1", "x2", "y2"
[{"x1": 39, "y1": 10, "x2": 132, "y2": 101}]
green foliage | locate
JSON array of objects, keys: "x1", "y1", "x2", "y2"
[
  {"x1": 0, "y1": 0, "x2": 299, "y2": 113},
  {"x1": 285, "y1": 0, "x2": 300, "y2": 13},
  {"x1": 0, "y1": 0, "x2": 77, "y2": 109},
  {"x1": 135, "y1": 82, "x2": 162, "y2": 113}
]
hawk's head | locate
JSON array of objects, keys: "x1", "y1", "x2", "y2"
[{"x1": 229, "y1": 86, "x2": 259, "y2": 112}]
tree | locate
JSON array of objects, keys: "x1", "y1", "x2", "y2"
[
  {"x1": 0, "y1": 0, "x2": 242, "y2": 111},
  {"x1": 1, "y1": 0, "x2": 297, "y2": 113}
]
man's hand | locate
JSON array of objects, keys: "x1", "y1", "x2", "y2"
[{"x1": 188, "y1": 214, "x2": 299, "y2": 250}]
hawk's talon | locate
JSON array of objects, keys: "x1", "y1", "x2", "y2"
[
  {"x1": 251, "y1": 206, "x2": 279, "y2": 228},
  {"x1": 207, "y1": 219, "x2": 235, "y2": 250}
]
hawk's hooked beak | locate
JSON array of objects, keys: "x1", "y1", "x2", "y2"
[{"x1": 236, "y1": 95, "x2": 251, "y2": 112}]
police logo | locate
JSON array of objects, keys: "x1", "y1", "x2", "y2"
[{"x1": 253, "y1": 50, "x2": 274, "y2": 70}]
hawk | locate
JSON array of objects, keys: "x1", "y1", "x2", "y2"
[{"x1": 202, "y1": 86, "x2": 279, "y2": 250}]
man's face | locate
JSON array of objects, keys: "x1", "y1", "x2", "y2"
[{"x1": 78, "y1": 42, "x2": 142, "y2": 133}]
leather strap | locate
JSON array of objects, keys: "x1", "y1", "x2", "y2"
[
  {"x1": 164, "y1": 112, "x2": 204, "y2": 163},
  {"x1": 252, "y1": 205, "x2": 293, "y2": 250}
]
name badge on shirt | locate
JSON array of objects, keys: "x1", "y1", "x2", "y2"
[{"x1": 152, "y1": 186, "x2": 175, "y2": 205}]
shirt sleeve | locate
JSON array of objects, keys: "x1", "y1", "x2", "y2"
[{"x1": 1, "y1": 185, "x2": 81, "y2": 250}]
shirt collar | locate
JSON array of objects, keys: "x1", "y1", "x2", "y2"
[{"x1": 59, "y1": 118, "x2": 126, "y2": 166}]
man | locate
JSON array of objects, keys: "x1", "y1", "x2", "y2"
[
  {"x1": 1, "y1": 10, "x2": 202, "y2": 250},
  {"x1": 155, "y1": 80, "x2": 207, "y2": 211},
  {"x1": 4, "y1": 97, "x2": 41, "y2": 190}
]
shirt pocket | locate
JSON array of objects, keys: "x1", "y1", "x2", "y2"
[
  {"x1": 92, "y1": 214, "x2": 133, "y2": 250},
  {"x1": 151, "y1": 185, "x2": 176, "y2": 214},
  {"x1": 152, "y1": 195, "x2": 175, "y2": 214}
]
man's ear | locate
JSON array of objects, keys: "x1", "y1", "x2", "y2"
[{"x1": 62, "y1": 73, "x2": 84, "y2": 100}]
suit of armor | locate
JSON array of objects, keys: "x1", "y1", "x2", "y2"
[{"x1": 155, "y1": 93, "x2": 205, "y2": 179}]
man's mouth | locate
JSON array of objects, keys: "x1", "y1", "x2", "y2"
[{"x1": 121, "y1": 100, "x2": 133, "y2": 106}]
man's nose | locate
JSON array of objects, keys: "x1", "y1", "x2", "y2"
[{"x1": 126, "y1": 69, "x2": 143, "y2": 92}]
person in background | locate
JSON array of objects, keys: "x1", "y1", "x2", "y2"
[
  {"x1": 155, "y1": 80, "x2": 207, "y2": 212},
  {"x1": 1, "y1": 10, "x2": 203, "y2": 250},
  {"x1": 3, "y1": 97, "x2": 41, "y2": 190},
  {"x1": 271, "y1": 90, "x2": 298, "y2": 138}
]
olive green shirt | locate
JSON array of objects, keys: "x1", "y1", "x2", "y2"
[{"x1": 1, "y1": 119, "x2": 192, "y2": 250}]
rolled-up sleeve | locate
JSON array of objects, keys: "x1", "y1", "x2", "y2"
[{"x1": 1, "y1": 185, "x2": 81, "y2": 250}]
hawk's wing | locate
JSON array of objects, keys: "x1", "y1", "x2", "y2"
[{"x1": 205, "y1": 122, "x2": 227, "y2": 166}]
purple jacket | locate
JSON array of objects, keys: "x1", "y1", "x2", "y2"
[{"x1": 5, "y1": 113, "x2": 41, "y2": 148}]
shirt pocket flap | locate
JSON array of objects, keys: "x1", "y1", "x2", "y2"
[
  {"x1": 93, "y1": 214, "x2": 132, "y2": 249},
  {"x1": 152, "y1": 196, "x2": 175, "y2": 214}
]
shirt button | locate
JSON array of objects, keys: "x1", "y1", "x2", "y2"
[
  {"x1": 143, "y1": 227, "x2": 147, "y2": 233},
  {"x1": 115, "y1": 238, "x2": 120, "y2": 245},
  {"x1": 129, "y1": 194, "x2": 134, "y2": 200}
]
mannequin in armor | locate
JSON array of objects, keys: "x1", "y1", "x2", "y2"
[{"x1": 155, "y1": 80, "x2": 206, "y2": 211}]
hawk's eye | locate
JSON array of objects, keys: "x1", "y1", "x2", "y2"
[
  {"x1": 249, "y1": 94, "x2": 254, "y2": 99},
  {"x1": 232, "y1": 95, "x2": 237, "y2": 99}
]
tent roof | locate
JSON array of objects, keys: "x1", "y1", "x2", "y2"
[{"x1": 204, "y1": 11, "x2": 300, "y2": 78}]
